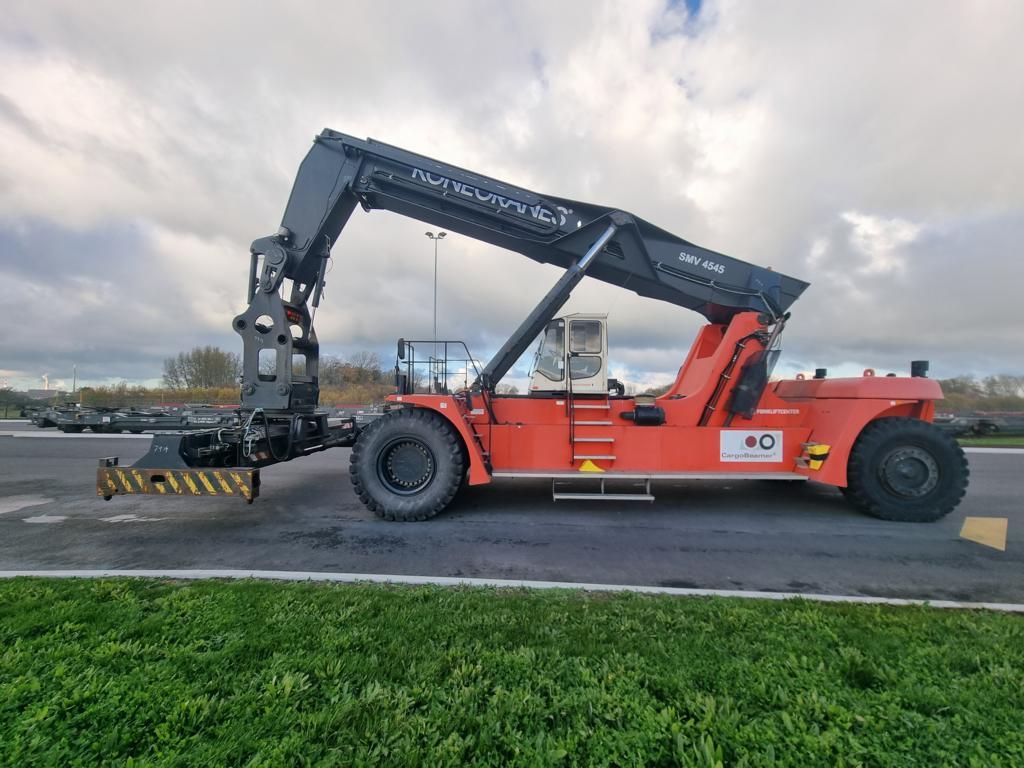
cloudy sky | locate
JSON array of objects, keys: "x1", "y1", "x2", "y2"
[{"x1": 1, "y1": 0, "x2": 1022, "y2": 393}]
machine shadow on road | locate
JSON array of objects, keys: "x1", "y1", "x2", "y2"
[{"x1": 443, "y1": 477, "x2": 858, "y2": 524}]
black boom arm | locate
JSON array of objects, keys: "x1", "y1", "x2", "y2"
[{"x1": 232, "y1": 129, "x2": 809, "y2": 411}]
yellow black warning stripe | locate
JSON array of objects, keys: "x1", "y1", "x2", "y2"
[
  {"x1": 97, "y1": 467, "x2": 260, "y2": 502},
  {"x1": 797, "y1": 442, "x2": 831, "y2": 471}
]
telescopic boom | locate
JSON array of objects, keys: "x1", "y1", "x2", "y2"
[{"x1": 234, "y1": 129, "x2": 808, "y2": 410}]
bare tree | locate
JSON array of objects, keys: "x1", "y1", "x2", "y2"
[
  {"x1": 982, "y1": 374, "x2": 1024, "y2": 398},
  {"x1": 318, "y1": 356, "x2": 346, "y2": 388},
  {"x1": 347, "y1": 350, "x2": 381, "y2": 372},
  {"x1": 318, "y1": 351, "x2": 386, "y2": 388},
  {"x1": 163, "y1": 346, "x2": 241, "y2": 389},
  {"x1": 939, "y1": 376, "x2": 984, "y2": 396}
]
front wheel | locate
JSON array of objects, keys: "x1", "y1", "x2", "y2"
[
  {"x1": 350, "y1": 408, "x2": 466, "y2": 521},
  {"x1": 844, "y1": 417, "x2": 968, "y2": 522}
]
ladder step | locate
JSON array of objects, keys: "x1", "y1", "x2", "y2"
[
  {"x1": 553, "y1": 492, "x2": 655, "y2": 502},
  {"x1": 573, "y1": 454, "x2": 616, "y2": 460},
  {"x1": 574, "y1": 420, "x2": 612, "y2": 426},
  {"x1": 572, "y1": 403, "x2": 610, "y2": 409},
  {"x1": 574, "y1": 437, "x2": 614, "y2": 442}
]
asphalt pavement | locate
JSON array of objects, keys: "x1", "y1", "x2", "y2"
[{"x1": 1, "y1": 422, "x2": 1020, "y2": 602}]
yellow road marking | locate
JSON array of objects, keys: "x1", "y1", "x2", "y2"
[
  {"x1": 181, "y1": 473, "x2": 201, "y2": 495},
  {"x1": 229, "y1": 472, "x2": 250, "y2": 497},
  {"x1": 212, "y1": 471, "x2": 234, "y2": 494},
  {"x1": 960, "y1": 517, "x2": 1008, "y2": 552},
  {"x1": 198, "y1": 473, "x2": 218, "y2": 494},
  {"x1": 165, "y1": 472, "x2": 182, "y2": 493}
]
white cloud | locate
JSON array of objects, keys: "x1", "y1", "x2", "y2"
[
  {"x1": 0, "y1": 0, "x2": 1022, "y2": 390},
  {"x1": 841, "y1": 211, "x2": 921, "y2": 275}
]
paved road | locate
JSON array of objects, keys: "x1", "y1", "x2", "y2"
[{"x1": 1, "y1": 424, "x2": 1020, "y2": 602}]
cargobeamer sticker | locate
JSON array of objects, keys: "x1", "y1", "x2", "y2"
[{"x1": 720, "y1": 430, "x2": 783, "y2": 462}]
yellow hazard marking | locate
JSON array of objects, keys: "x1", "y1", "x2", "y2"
[
  {"x1": 131, "y1": 470, "x2": 147, "y2": 491},
  {"x1": 806, "y1": 443, "x2": 830, "y2": 471},
  {"x1": 165, "y1": 472, "x2": 182, "y2": 493},
  {"x1": 197, "y1": 473, "x2": 218, "y2": 494},
  {"x1": 212, "y1": 471, "x2": 234, "y2": 494},
  {"x1": 105, "y1": 475, "x2": 118, "y2": 493},
  {"x1": 151, "y1": 476, "x2": 166, "y2": 494},
  {"x1": 116, "y1": 470, "x2": 134, "y2": 493},
  {"x1": 578, "y1": 459, "x2": 605, "y2": 473},
  {"x1": 230, "y1": 472, "x2": 250, "y2": 497},
  {"x1": 181, "y1": 473, "x2": 201, "y2": 495},
  {"x1": 959, "y1": 517, "x2": 1008, "y2": 552}
]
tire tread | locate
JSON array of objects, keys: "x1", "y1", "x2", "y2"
[
  {"x1": 349, "y1": 408, "x2": 465, "y2": 521},
  {"x1": 845, "y1": 417, "x2": 968, "y2": 522}
]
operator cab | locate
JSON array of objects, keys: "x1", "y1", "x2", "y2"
[{"x1": 528, "y1": 313, "x2": 609, "y2": 395}]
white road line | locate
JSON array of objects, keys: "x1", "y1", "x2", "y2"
[
  {"x1": 99, "y1": 514, "x2": 166, "y2": 523},
  {"x1": 0, "y1": 569, "x2": 1021, "y2": 613}
]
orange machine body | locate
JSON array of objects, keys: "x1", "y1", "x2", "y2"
[{"x1": 387, "y1": 313, "x2": 941, "y2": 488}]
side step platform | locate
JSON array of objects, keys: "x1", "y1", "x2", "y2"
[{"x1": 552, "y1": 477, "x2": 654, "y2": 502}]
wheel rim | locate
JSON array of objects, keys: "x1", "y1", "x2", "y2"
[
  {"x1": 376, "y1": 437, "x2": 436, "y2": 495},
  {"x1": 878, "y1": 446, "x2": 939, "y2": 498}
]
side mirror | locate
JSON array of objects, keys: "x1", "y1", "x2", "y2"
[{"x1": 397, "y1": 338, "x2": 406, "y2": 360}]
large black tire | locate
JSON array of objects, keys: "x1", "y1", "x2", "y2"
[
  {"x1": 844, "y1": 417, "x2": 968, "y2": 522},
  {"x1": 349, "y1": 408, "x2": 466, "y2": 521}
]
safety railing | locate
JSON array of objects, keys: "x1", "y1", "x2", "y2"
[{"x1": 394, "y1": 340, "x2": 482, "y2": 396}]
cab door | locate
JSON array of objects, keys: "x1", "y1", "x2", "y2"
[{"x1": 567, "y1": 318, "x2": 607, "y2": 394}]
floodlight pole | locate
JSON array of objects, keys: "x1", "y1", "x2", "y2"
[{"x1": 424, "y1": 231, "x2": 447, "y2": 382}]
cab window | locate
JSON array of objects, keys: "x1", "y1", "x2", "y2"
[
  {"x1": 570, "y1": 320, "x2": 602, "y2": 353},
  {"x1": 570, "y1": 356, "x2": 601, "y2": 379},
  {"x1": 535, "y1": 321, "x2": 564, "y2": 381},
  {"x1": 569, "y1": 320, "x2": 602, "y2": 380}
]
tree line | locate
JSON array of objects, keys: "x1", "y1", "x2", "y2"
[
  {"x1": 15, "y1": 347, "x2": 1024, "y2": 413},
  {"x1": 161, "y1": 347, "x2": 391, "y2": 391},
  {"x1": 936, "y1": 374, "x2": 1024, "y2": 413}
]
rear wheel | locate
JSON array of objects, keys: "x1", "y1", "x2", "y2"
[
  {"x1": 844, "y1": 417, "x2": 968, "y2": 522},
  {"x1": 350, "y1": 408, "x2": 465, "y2": 521}
]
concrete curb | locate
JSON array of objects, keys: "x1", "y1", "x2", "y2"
[
  {"x1": 963, "y1": 447, "x2": 1024, "y2": 455},
  {"x1": 1, "y1": 569, "x2": 1021, "y2": 613}
]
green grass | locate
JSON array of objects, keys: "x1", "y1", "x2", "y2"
[
  {"x1": 1, "y1": 580, "x2": 1022, "y2": 767},
  {"x1": 958, "y1": 435, "x2": 1024, "y2": 448}
]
